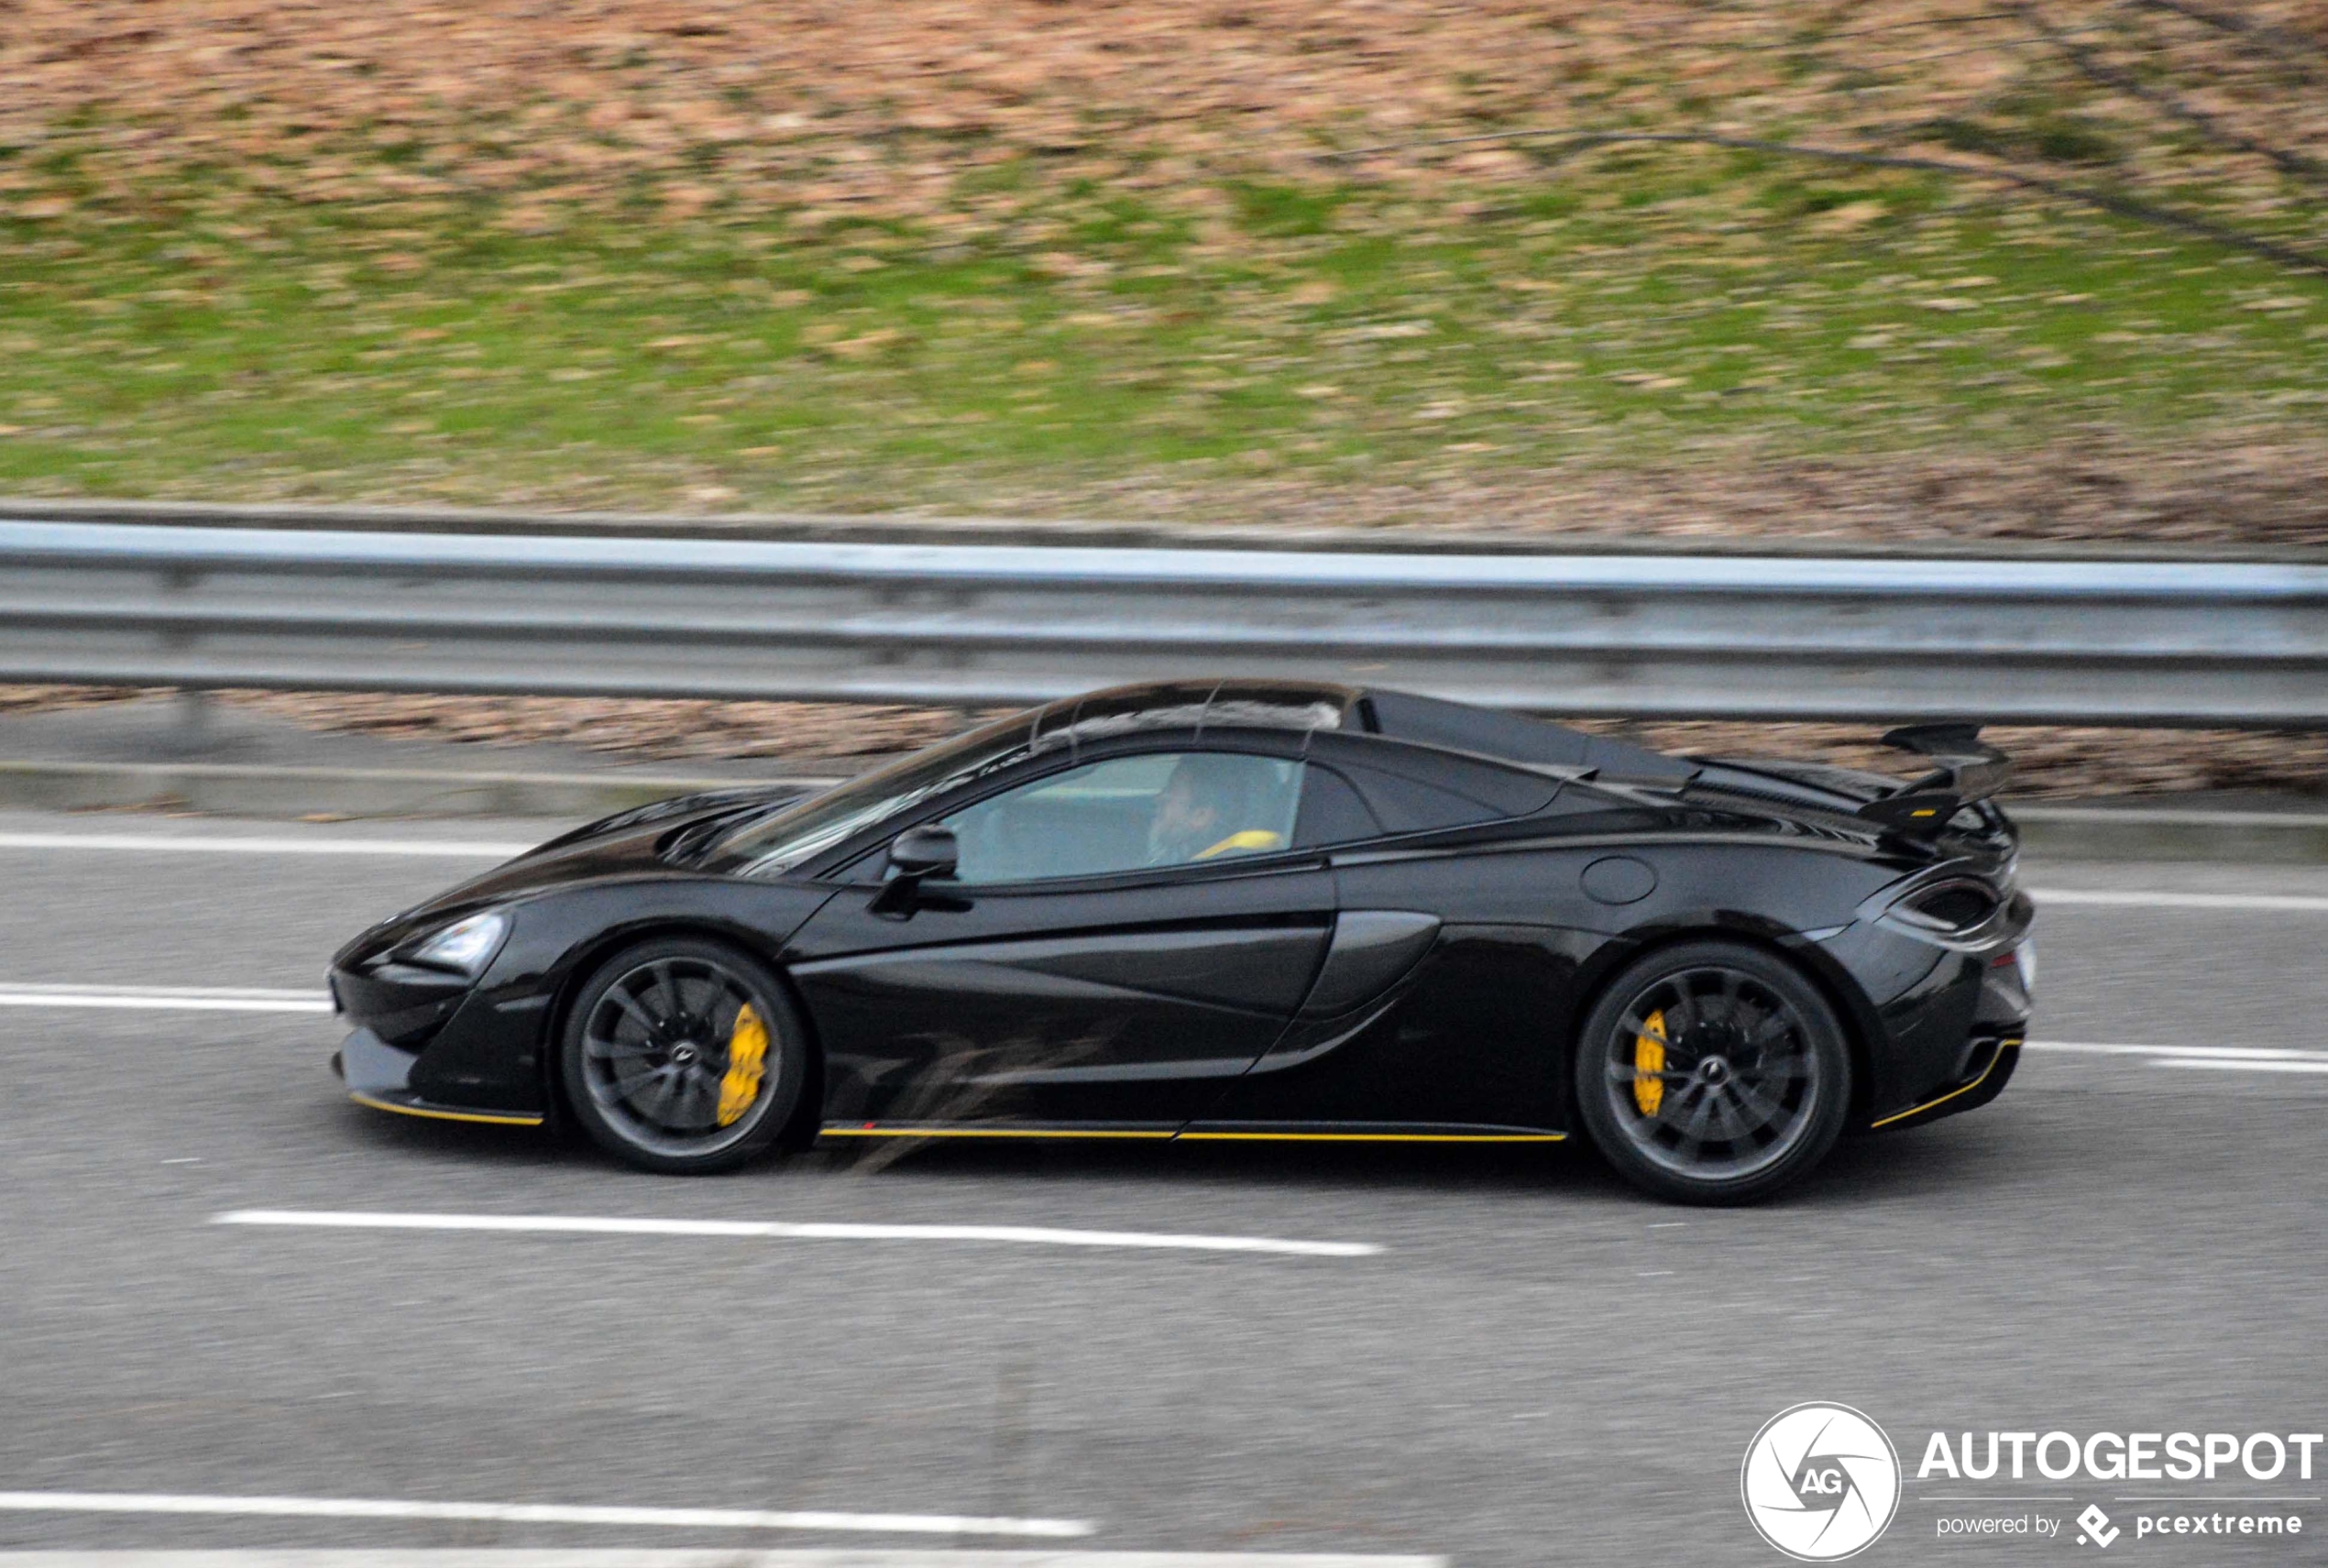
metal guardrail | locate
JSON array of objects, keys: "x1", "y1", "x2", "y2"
[{"x1": 5, "y1": 519, "x2": 2327, "y2": 726}]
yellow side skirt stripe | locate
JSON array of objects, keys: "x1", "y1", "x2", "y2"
[
  {"x1": 1868, "y1": 1038, "x2": 2022, "y2": 1130},
  {"x1": 821, "y1": 1124, "x2": 1563, "y2": 1145},
  {"x1": 1178, "y1": 1131, "x2": 1565, "y2": 1144},
  {"x1": 344, "y1": 1097, "x2": 1569, "y2": 1143},
  {"x1": 820, "y1": 1126, "x2": 1175, "y2": 1140},
  {"x1": 349, "y1": 1091, "x2": 544, "y2": 1127}
]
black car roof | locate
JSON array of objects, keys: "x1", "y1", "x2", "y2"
[
  {"x1": 1027, "y1": 679, "x2": 1356, "y2": 751},
  {"x1": 1353, "y1": 687, "x2": 1694, "y2": 784},
  {"x1": 1037, "y1": 680, "x2": 1693, "y2": 784}
]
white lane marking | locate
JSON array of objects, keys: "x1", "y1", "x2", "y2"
[
  {"x1": 2154, "y1": 1058, "x2": 2328, "y2": 1075},
  {"x1": 2027, "y1": 1040, "x2": 2328, "y2": 1062},
  {"x1": 2026, "y1": 1039, "x2": 2328, "y2": 1075},
  {"x1": 0, "y1": 1554, "x2": 1450, "y2": 1568},
  {"x1": 0, "y1": 1493, "x2": 1089, "y2": 1541},
  {"x1": 0, "y1": 832, "x2": 529, "y2": 858},
  {"x1": 0, "y1": 984, "x2": 331, "y2": 1014},
  {"x1": 213, "y1": 1209, "x2": 1382, "y2": 1258},
  {"x1": 2030, "y1": 887, "x2": 2328, "y2": 912}
]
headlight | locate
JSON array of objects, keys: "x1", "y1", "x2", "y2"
[
  {"x1": 2015, "y1": 938, "x2": 2037, "y2": 991},
  {"x1": 403, "y1": 910, "x2": 509, "y2": 976}
]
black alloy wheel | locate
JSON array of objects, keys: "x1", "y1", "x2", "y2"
[
  {"x1": 1574, "y1": 939, "x2": 1851, "y2": 1205},
  {"x1": 561, "y1": 936, "x2": 807, "y2": 1174}
]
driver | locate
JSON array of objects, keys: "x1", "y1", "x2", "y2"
[{"x1": 1146, "y1": 754, "x2": 1288, "y2": 866}]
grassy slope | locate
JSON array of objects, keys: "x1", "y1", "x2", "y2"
[{"x1": 2, "y1": 157, "x2": 2324, "y2": 520}]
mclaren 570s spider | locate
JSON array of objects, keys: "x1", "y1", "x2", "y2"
[{"x1": 329, "y1": 680, "x2": 2032, "y2": 1203}]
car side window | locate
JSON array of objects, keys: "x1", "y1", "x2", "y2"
[
  {"x1": 941, "y1": 751, "x2": 1304, "y2": 885},
  {"x1": 1291, "y1": 764, "x2": 1384, "y2": 848},
  {"x1": 1334, "y1": 754, "x2": 1557, "y2": 833}
]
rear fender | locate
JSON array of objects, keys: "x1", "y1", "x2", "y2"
[{"x1": 1569, "y1": 911, "x2": 1888, "y2": 1129}]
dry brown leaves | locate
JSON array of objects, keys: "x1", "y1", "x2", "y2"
[
  {"x1": 1574, "y1": 718, "x2": 2328, "y2": 799},
  {"x1": 217, "y1": 689, "x2": 987, "y2": 761},
  {"x1": 4, "y1": 684, "x2": 2320, "y2": 796},
  {"x1": 2, "y1": 0, "x2": 2325, "y2": 236},
  {"x1": 966, "y1": 437, "x2": 2328, "y2": 549}
]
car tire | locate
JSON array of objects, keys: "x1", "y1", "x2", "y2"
[
  {"x1": 1573, "y1": 939, "x2": 1851, "y2": 1206},
  {"x1": 560, "y1": 935, "x2": 809, "y2": 1175}
]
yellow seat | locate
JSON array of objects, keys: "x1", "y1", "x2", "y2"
[{"x1": 1195, "y1": 828, "x2": 1288, "y2": 861}]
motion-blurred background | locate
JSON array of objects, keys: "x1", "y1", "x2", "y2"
[
  {"x1": 3, "y1": 0, "x2": 2325, "y2": 794},
  {"x1": 5, "y1": 15, "x2": 2328, "y2": 1567}
]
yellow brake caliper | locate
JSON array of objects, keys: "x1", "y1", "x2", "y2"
[
  {"x1": 1632, "y1": 1008, "x2": 1666, "y2": 1116},
  {"x1": 717, "y1": 1003, "x2": 769, "y2": 1127}
]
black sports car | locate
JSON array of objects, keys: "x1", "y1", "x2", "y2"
[{"x1": 329, "y1": 680, "x2": 2033, "y2": 1203}]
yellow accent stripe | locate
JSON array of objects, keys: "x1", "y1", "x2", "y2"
[
  {"x1": 1178, "y1": 1131, "x2": 1565, "y2": 1144},
  {"x1": 818, "y1": 1125, "x2": 1565, "y2": 1145},
  {"x1": 1869, "y1": 1039, "x2": 2022, "y2": 1130},
  {"x1": 349, "y1": 1091, "x2": 544, "y2": 1127},
  {"x1": 819, "y1": 1125, "x2": 1175, "y2": 1140}
]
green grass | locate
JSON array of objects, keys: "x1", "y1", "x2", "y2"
[{"x1": 2, "y1": 158, "x2": 2324, "y2": 512}]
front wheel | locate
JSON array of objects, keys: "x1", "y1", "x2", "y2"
[
  {"x1": 561, "y1": 937, "x2": 807, "y2": 1174},
  {"x1": 1573, "y1": 940, "x2": 1851, "y2": 1205}
]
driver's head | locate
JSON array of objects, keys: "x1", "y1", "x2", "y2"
[{"x1": 1150, "y1": 753, "x2": 1265, "y2": 864}]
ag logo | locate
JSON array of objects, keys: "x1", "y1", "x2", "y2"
[{"x1": 1741, "y1": 1402, "x2": 1902, "y2": 1561}]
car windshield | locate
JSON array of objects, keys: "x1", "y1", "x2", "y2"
[{"x1": 715, "y1": 708, "x2": 1038, "y2": 876}]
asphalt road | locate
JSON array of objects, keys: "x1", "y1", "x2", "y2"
[{"x1": 1, "y1": 810, "x2": 2324, "y2": 1567}]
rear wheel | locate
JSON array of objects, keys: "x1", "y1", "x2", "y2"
[
  {"x1": 561, "y1": 937, "x2": 807, "y2": 1174},
  {"x1": 1574, "y1": 940, "x2": 1850, "y2": 1205}
]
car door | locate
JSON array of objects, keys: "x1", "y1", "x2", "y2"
[
  {"x1": 786, "y1": 749, "x2": 1336, "y2": 1133},
  {"x1": 1193, "y1": 746, "x2": 1587, "y2": 1135}
]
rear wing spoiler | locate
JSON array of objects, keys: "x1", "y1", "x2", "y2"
[{"x1": 1856, "y1": 724, "x2": 2012, "y2": 835}]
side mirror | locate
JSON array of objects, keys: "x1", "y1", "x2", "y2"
[{"x1": 886, "y1": 824, "x2": 959, "y2": 881}]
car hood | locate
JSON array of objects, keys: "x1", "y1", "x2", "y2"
[
  {"x1": 334, "y1": 786, "x2": 809, "y2": 964},
  {"x1": 523, "y1": 784, "x2": 818, "y2": 857}
]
